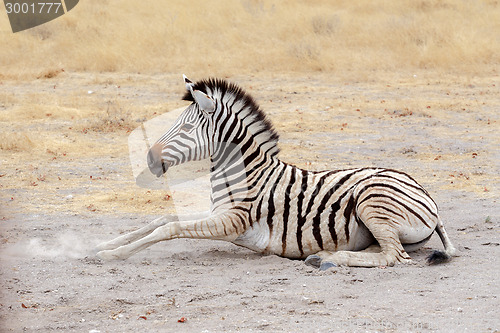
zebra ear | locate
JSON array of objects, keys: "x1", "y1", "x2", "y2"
[
  {"x1": 192, "y1": 89, "x2": 216, "y2": 113},
  {"x1": 182, "y1": 74, "x2": 215, "y2": 113},
  {"x1": 183, "y1": 74, "x2": 194, "y2": 92}
]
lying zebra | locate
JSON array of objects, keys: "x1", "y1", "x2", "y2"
[{"x1": 96, "y1": 76, "x2": 455, "y2": 268}]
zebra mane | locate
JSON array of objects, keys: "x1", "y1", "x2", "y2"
[{"x1": 183, "y1": 78, "x2": 280, "y2": 156}]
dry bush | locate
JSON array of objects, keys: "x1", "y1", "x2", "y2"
[
  {"x1": 0, "y1": 0, "x2": 498, "y2": 79},
  {"x1": 0, "y1": 132, "x2": 34, "y2": 151},
  {"x1": 83, "y1": 100, "x2": 137, "y2": 133}
]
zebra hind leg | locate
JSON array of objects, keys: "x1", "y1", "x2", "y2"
[
  {"x1": 305, "y1": 244, "x2": 382, "y2": 270},
  {"x1": 306, "y1": 221, "x2": 412, "y2": 268}
]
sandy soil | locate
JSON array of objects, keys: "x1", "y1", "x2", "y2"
[{"x1": 0, "y1": 72, "x2": 499, "y2": 332}]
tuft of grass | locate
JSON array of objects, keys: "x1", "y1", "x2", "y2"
[
  {"x1": 36, "y1": 68, "x2": 65, "y2": 79},
  {"x1": 311, "y1": 15, "x2": 340, "y2": 35},
  {"x1": 0, "y1": 132, "x2": 34, "y2": 151},
  {"x1": 85, "y1": 100, "x2": 137, "y2": 133}
]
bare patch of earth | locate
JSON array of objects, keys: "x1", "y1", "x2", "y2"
[{"x1": 0, "y1": 72, "x2": 499, "y2": 332}]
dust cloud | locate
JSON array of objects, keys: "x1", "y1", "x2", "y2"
[{"x1": 2, "y1": 232, "x2": 93, "y2": 260}]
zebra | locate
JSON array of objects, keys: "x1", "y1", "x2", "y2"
[{"x1": 96, "y1": 75, "x2": 456, "y2": 268}]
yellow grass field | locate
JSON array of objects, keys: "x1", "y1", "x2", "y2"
[{"x1": 1, "y1": 0, "x2": 499, "y2": 78}]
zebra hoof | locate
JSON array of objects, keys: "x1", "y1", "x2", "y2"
[
  {"x1": 319, "y1": 261, "x2": 337, "y2": 271},
  {"x1": 305, "y1": 255, "x2": 322, "y2": 268},
  {"x1": 96, "y1": 250, "x2": 123, "y2": 261}
]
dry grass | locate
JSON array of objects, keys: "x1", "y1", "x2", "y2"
[
  {"x1": 0, "y1": 72, "x2": 498, "y2": 217},
  {"x1": 81, "y1": 99, "x2": 137, "y2": 133},
  {"x1": 0, "y1": 132, "x2": 34, "y2": 151},
  {"x1": 0, "y1": 0, "x2": 499, "y2": 79}
]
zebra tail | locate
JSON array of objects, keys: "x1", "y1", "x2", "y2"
[
  {"x1": 426, "y1": 250, "x2": 452, "y2": 264},
  {"x1": 427, "y1": 218, "x2": 456, "y2": 265}
]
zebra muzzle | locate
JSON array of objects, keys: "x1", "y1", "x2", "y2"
[{"x1": 147, "y1": 146, "x2": 169, "y2": 177}]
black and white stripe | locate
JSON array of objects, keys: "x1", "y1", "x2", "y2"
[{"x1": 98, "y1": 77, "x2": 455, "y2": 267}]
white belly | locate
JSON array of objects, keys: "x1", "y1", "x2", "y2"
[{"x1": 232, "y1": 220, "x2": 270, "y2": 253}]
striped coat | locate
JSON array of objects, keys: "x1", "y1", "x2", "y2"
[{"x1": 97, "y1": 76, "x2": 455, "y2": 268}]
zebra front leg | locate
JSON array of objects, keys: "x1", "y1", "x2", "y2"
[
  {"x1": 95, "y1": 211, "x2": 210, "y2": 251},
  {"x1": 96, "y1": 213, "x2": 243, "y2": 260},
  {"x1": 95, "y1": 215, "x2": 175, "y2": 251}
]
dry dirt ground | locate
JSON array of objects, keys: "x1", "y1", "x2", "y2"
[{"x1": 0, "y1": 72, "x2": 499, "y2": 332}]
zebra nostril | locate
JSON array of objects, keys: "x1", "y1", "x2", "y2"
[
  {"x1": 147, "y1": 149, "x2": 156, "y2": 169},
  {"x1": 147, "y1": 145, "x2": 167, "y2": 177}
]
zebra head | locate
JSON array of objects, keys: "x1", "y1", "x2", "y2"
[
  {"x1": 148, "y1": 75, "x2": 279, "y2": 180},
  {"x1": 147, "y1": 75, "x2": 214, "y2": 177}
]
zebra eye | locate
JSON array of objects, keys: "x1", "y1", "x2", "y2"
[{"x1": 179, "y1": 123, "x2": 194, "y2": 132}]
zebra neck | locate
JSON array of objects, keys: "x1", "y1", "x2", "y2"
[
  {"x1": 209, "y1": 138, "x2": 279, "y2": 212},
  {"x1": 208, "y1": 103, "x2": 281, "y2": 212}
]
